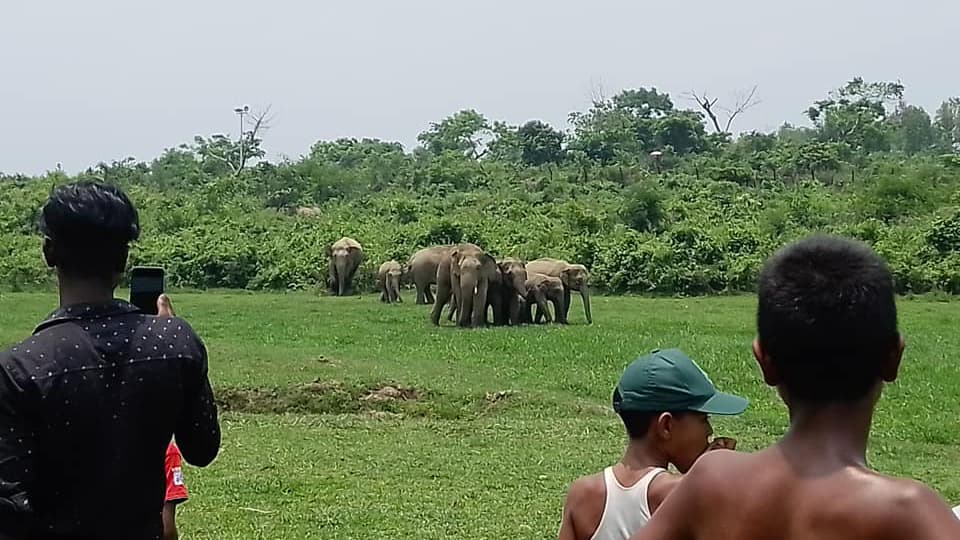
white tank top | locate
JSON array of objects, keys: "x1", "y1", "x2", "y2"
[{"x1": 589, "y1": 466, "x2": 665, "y2": 540}]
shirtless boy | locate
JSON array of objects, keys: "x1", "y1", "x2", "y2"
[{"x1": 631, "y1": 235, "x2": 960, "y2": 540}]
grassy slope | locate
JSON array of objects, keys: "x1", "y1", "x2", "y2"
[{"x1": 1, "y1": 291, "x2": 958, "y2": 539}]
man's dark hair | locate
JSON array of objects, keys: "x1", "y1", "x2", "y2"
[
  {"x1": 757, "y1": 235, "x2": 899, "y2": 402},
  {"x1": 38, "y1": 182, "x2": 140, "y2": 278}
]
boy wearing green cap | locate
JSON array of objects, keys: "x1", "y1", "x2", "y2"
[
  {"x1": 630, "y1": 235, "x2": 960, "y2": 540},
  {"x1": 557, "y1": 348, "x2": 748, "y2": 540}
]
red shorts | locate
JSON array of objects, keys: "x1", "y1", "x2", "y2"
[{"x1": 165, "y1": 442, "x2": 189, "y2": 504}]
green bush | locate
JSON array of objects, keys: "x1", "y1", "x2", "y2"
[{"x1": 5, "y1": 143, "x2": 960, "y2": 297}]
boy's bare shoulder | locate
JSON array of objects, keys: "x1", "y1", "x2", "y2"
[
  {"x1": 565, "y1": 471, "x2": 605, "y2": 504},
  {"x1": 679, "y1": 449, "x2": 757, "y2": 488},
  {"x1": 856, "y1": 475, "x2": 960, "y2": 539}
]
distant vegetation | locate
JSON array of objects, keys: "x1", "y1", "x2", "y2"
[{"x1": 3, "y1": 78, "x2": 960, "y2": 295}]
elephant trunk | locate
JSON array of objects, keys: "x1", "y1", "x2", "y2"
[
  {"x1": 390, "y1": 274, "x2": 401, "y2": 302},
  {"x1": 580, "y1": 285, "x2": 592, "y2": 324},
  {"x1": 336, "y1": 257, "x2": 350, "y2": 296},
  {"x1": 511, "y1": 274, "x2": 526, "y2": 298}
]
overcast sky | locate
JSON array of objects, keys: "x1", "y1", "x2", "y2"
[{"x1": 2, "y1": 0, "x2": 957, "y2": 175}]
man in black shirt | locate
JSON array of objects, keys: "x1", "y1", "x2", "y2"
[{"x1": 0, "y1": 182, "x2": 220, "y2": 539}]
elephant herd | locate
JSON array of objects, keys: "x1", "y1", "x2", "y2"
[{"x1": 326, "y1": 237, "x2": 593, "y2": 328}]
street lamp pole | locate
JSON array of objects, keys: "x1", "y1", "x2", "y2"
[{"x1": 234, "y1": 105, "x2": 249, "y2": 171}]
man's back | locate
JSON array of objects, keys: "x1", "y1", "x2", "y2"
[
  {"x1": 0, "y1": 300, "x2": 220, "y2": 539},
  {"x1": 633, "y1": 447, "x2": 960, "y2": 540}
]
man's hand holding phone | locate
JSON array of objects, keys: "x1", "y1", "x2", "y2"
[{"x1": 157, "y1": 294, "x2": 175, "y2": 318}]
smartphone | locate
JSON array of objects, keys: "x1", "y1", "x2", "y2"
[{"x1": 130, "y1": 266, "x2": 165, "y2": 315}]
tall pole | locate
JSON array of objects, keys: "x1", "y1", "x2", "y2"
[
  {"x1": 235, "y1": 105, "x2": 249, "y2": 173},
  {"x1": 238, "y1": 109, "x2": 244, "y2": 172}
]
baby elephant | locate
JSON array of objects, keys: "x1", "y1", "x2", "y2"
[
  {"x1": 523, "y1": 273, "x2": 567, "y2": 324},
  {"x1": 377, "y1": 261, "x2": 403, "y2": 304}
]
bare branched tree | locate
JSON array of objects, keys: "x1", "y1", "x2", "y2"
[
  {"x1": 205, "y1": 104, "x2": 275, "y2": 176},
  {"x1": 687, "y1": 86, "x2": 761, "y2": 134},
  {"x1": 588, "y1": 77, "x2": 608, "y2": 107}
]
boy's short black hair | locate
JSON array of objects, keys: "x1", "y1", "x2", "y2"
[
  {"x1": 619, "y1": 409, "x2": 659, "y2": 440},
  {"x1": 613, "y1": 388, "x2": 689, "y2": 439},
  {"x1": 39, "y1": 182, "x2": 140, "y2": 279},
  {"x1": 757, "y1": 235, "x2": 898, "y2": 402}
]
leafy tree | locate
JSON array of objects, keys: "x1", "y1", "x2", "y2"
[
  {"x1": 935, "y1": 98, "x2": 960, "y2": 151},
  {"x1": 486, "y1": 120, "x2": 565, "y2": 166},
  {"x1": 416, "y1": 110, "x2": 491, "y2": 159},
  {"x1": 610, "y1": 88, "x2": 675, "y2": 118},
  {"x1": 516, "y1": 120, "x2": 565, "y2": 166},
  {"x1": 890, "y1": 104, "x2": 936, "y2": 154},
  {"x1": 654, "y1": 111, "x2": 709, "y2": 155},
  {"x1": 805, "y1": 78, "x2": 904, "y2": 153},
  {"x1": 569, "y1": 88, "x2": 708, "y2": 164},
  {"x1": 776, "y1": 123, "x2": 817, "y2": 144}
]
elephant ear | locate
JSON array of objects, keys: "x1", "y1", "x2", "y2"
[{"x1": 560, "y1": 267, "x2": 578, "y2": 287}]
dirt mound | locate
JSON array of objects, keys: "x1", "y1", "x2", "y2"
[
  {"x1": 360, "y1": 385, "x2": 420, "y2": 402},
  {"x1": 300, "y1": 380, "x2": 346, "y2": 393}
]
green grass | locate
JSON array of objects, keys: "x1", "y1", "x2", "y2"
[{"x1": 1, "y1": 290, "x2": 959, "y2": 539}]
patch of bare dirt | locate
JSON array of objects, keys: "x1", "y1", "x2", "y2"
[
  {"x1": 360, "y1": 384, "x2": 420, "y2": 402},
  {"x1": 314, "y1": 355, "x2": 339, "y2": 365},
  {"x1": 299, "y1": 380, "x2": 347, "y2": 393},
  {"x1": 485, "y1": 390, "x2": 515, "y2": 404}
]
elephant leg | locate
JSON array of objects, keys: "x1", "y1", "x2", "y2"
[
  {"x1": 494, "y1": 294, "x2": 506, "y2": 326},
  {"x1": 562, "y1": 288, "x2": 572, "y2": 322},
  {"x1": 451, "y1": 277, "x2": 462, "y2": 321},
  {"x1": 426, "y1": 284, "x2": 436, "y2": 305},
  {"x1": 393, "y1": 280, "x2": 402, "y2": 303},
  {"x1": 415, "y1": 282, "x2": 426, "y2": 304},
  {"x1": 554, "y1": 293, "x2": 568, "y2": 324},
  {"x1": 471, "y1": 279, "x2": 489, "y2": 328},
  {"x1": 509, "y1": 295, "x2": 523, "y2": 326},
  {"x1": 447, "y1": 294, "x2": 458, "y2": 321},
  {"x1": 458, "y1": 280, "x2": 475, "y2": 328},
  {"x1": 328, "y1": 261, "x2": 338, "y2": 294},
  {"x1": 537, "y1": 292, "x2": 552, "y2": 324},
  {"x1": 430, "y1": 280, "x2": 451, "y2": 326},
  {"x1": 520, "y1": 298, "x2": 532, "y2": 324},
  {"x1": 346, "y1": 267, "x2": 358, "y2": 296}
]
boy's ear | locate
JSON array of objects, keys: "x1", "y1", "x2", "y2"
[
  {"x1": 42, "y1": 237, "x2": 56, "y2": 268},
  {"x1": 880, "y1": 334, "x2": 905, "y2": 383},
  {"x1": 753, "y1": 338, "x2": 780, "y2": 387},
  {"x1": 654, "y1": 412, "x2": 675, "y2": 440}
]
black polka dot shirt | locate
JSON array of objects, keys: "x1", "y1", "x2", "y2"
[{"x1": 0, "y1": 299, "x2": 221, "y2": 539}]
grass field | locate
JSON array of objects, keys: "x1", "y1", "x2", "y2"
[{"x1": 1, "y1": 290, "x2": 959, "y2": 539}]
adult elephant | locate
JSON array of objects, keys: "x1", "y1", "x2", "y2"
[
  {"x1": 328, "y1": 237, "x2": 363, "y2": 296},
  {"x1": 377, "y1": 260, "x2": 403, "y2": 304},
  {"x1": 443, "y1": 257, "x2": 526, "y2": 326},
  {"x1": 525, "y1": 258, "x2": 593, "y2": 324},
  {"x1": 522, "y1": 273, "x2": 566, "y2": 324},
  {"x1": 406, "y1": 245, "x2": 453, "y2": 305},
  {"x1": 489, "y1": 258, "x2": 528, "y2": 326},
  {"x1": 430, "y1": 243, "x2": 499, "y2": 328}
]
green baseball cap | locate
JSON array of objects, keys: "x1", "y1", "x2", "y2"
[{"x1": 613, "y1": 348, "x2": 748, "y2": 415}]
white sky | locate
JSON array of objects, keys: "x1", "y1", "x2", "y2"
[{"x1": 2, "y1": 0, "x2": 957, "y2": 175}]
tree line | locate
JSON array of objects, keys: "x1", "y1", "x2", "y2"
[{"x1": 2, "y1": 77, "x2": 960, "y2": 296}]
